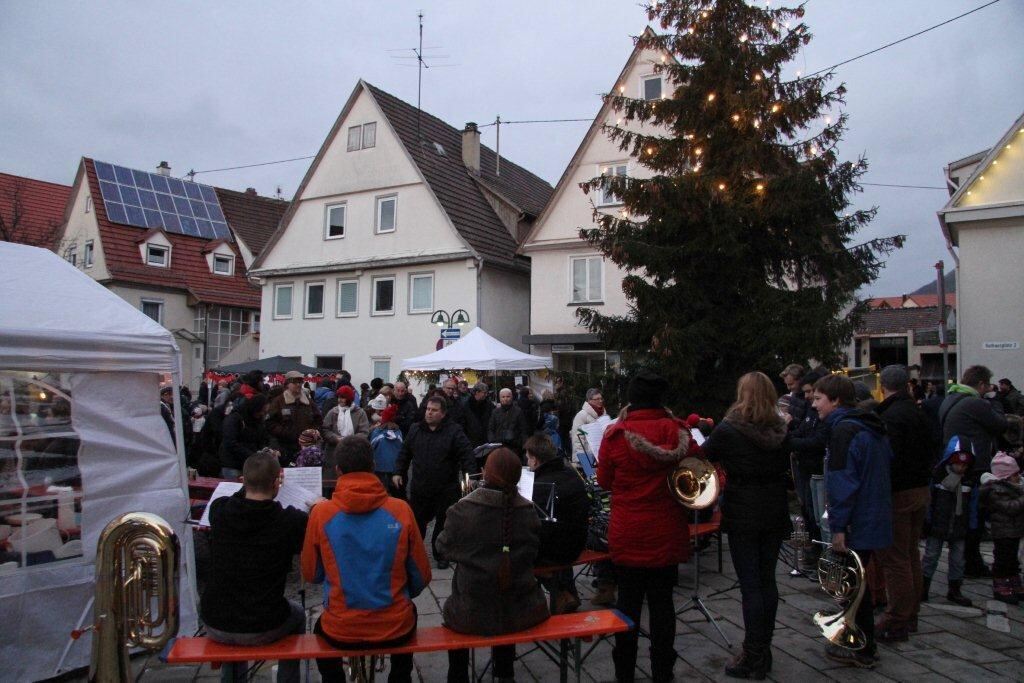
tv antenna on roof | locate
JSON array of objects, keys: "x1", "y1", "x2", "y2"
[{"x1": 387, "y1": 11, "x2": 457, "y2": 141}]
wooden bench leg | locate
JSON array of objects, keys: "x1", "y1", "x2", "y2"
[{"x1": 559, "y1": 638, "x2": 569, "y2": 683}]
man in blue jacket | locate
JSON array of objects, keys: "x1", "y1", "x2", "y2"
[{"x1": 813, "y1": 374, "x2": 893, "y2": 669}]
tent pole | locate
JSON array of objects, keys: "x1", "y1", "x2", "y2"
[{"x1": 171, "y1": 350, "x2": 200, "y2": 631}]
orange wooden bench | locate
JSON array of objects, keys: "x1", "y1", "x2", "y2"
[
  {"x1": 533, "y1": 548, "x2": 611, "y2": 577},
  {"x1": 166, "y1": 609, "x2": 632, "y2": 683}
]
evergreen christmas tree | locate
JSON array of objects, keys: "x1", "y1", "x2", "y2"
[{"x1": 579, "y1": 0, "x2": 903, "y2": 411}]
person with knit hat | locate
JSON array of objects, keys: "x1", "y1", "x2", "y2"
[
  {"x1": 437, "y1": 447, "x2": 549, "y2": 683},
  {"x1": 981, "y1": 452, "x2": 1024, "y2": 603},
  {"x1": 265, "y1": 372, "x2": 322, "y2": 464},
  {"x1": 322, "y1": 385, "x2": 370, "y2": 448},
  {"x1": 598, "y1": 369, "x2": 694, "y2": 683},
  {"x1": 370, "y1": 406, "x2": 405, "y2": 498},
  {"x1": 921, "y1": 436, "x2": 976, "y2": 607}
]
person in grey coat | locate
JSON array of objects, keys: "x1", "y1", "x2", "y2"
[
  {"x1": 437, "y1": 447, "x2": 549, "y2": 683},
  {"x1": 487, "y1": 388, "x2": 530, "y2": 455}
]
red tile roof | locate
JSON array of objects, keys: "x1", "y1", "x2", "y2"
[
  {"x1": 214, "y1": 187, "x2": 287, "y2": 258},
  {"x1": 858, "y1": 306, "x2": 946, "y2": 335},
  {"x1": 83, "y1": 158, "x2": 260, "y2": 309},
  {"x1": 0, "y1": 172, "x2": 72, "y2": 249},
  {"x1": 867, "y1": 294, "x2": 956, "y2": 309}
]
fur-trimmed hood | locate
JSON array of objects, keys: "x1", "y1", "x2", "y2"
[
  {"x1": 723, "y1": 413, "x2": 787, "y2": 451},
  {"x1": 624, "y1": 428, "x2": 689, "y2": 464}
]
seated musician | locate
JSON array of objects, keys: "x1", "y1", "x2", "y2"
[
  {"x1": 201, "y1": 448, "x2": 312, "y2": 683},
  {"x1": 301, "y1": 436, "x2": 431, "y2": 683},
  {"x1": 437, "y1": 447, "x2": 550, "y2": 683},
  {"x1": 524, "y1": 433, "x2": 589, "y2": 613}
]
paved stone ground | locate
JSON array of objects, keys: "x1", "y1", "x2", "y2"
[{"x1": 122, "y1": 532, "x2": 1024, "y2": 682}]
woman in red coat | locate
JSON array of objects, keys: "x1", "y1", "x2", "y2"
[{"x1": 597, "y1": 370, "x2": 693, "y2": 683}]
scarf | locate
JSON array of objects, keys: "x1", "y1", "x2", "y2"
[{"x1": 337, "y1": 405, "x2": 355, "y2": 437}]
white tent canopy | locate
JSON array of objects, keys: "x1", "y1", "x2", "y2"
[
  {"x1": 401, "y1": 327, "x2": 553, "y2": 371},
  {"x1": 0, "y1": 243, "x2": 197, "y2": 681}
]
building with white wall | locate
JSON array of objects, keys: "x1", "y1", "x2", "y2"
[
  {"x1": 249, "y1": 81, "x2": 552, "y2": 384},
  {"x1": 519, "y1": 29, "x2": 670, "y2": 372},
  {"x1": 937, "y1": 111, "x2": 1024, "y2": 382}
]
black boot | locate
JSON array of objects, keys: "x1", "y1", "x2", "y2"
[
  {"x1": 725, "y1": 646, "x2": 767, "y2": 680},
  {"x1": 947, "y1": 580, "x2": 973, "y2": 607},
  {"x1": 920, "y1": 576, "x2": 931, "y2": 603}
]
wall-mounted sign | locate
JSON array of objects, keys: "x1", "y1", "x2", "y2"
[
  {"x1": 551, "y1": 344, "x2": 575, "y2": 352},
  {"x1": 440, "y1": 327, "x2": 461, "y2": 340},
  {"x1": 983, "y1": 341, "x2": 1019, "y2": 350}
]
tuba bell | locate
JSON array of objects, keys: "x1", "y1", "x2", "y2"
[
  {"x1": 813, "y1": 543, "x2": 867, "y2": 651},
  {"x1": 86, "y1": 512, "x2": 180, "y2": 683},
  {"x1": 667, "y1": 457, "x2": 719, "y2": 509}
]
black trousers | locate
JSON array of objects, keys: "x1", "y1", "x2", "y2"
[
  {"x1": 613, "y1": 564, "x2": 678, "y2": 683},
  {"x1": 728, "y1": 531, "x2": 784, "y2": 650},
  {"x1": 993, "y1": 537, "x2": 1022, "y2": 578},
  {"x1": 850, "y1": 548, "x2": 875, "y2": 654},
  {"x1": 409, "y1": 485, "x2": 459, "y2": 560},
  {"x1": 447, "y1": 646, "x2": 515, "y2": 682},
  {"x1": 313, "y1": 617, "x2": 414, "y2": 683}
]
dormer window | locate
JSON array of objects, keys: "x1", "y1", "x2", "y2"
[
  {"x1": 146, "y1": 244, "x2": 169, "y2": 267},
  {"x1": 213, "y1": 254, "x2": 234, "y2": 275}
]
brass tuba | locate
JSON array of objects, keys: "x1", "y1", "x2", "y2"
[
  {"x1": 667, "y1": 457, "x2": 719, "y2": 509},
  {"x1": 87, "y1": 512, "x2": 180, "y2": 683},
  {"x1": 460, "y1": 472, "x2": 483, "y2": 497},
  {"x1": 813, "y1": 544, "x2": 867, "y2": 651}
]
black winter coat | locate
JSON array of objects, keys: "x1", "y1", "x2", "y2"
[
  {"x1": 392, "y1": 394, "x2": 419, "y2": 436},
  {"x1": 437, "y1": 487, "x2": 549, "y2": 636},
  {"x1": 462, "y1": 395, "x2": 494, "y2": 447},
  {"x1": 531, "y1": 458, "x2": 589, "y2": 566},
  {"x1": 395, "y1": 418, "x2": 475, "y2": 497},
  {"x1": 487, "y1": 404, "x2": 530, "y2": 453},
  {"x1": 219, "y1": 411, "x2": 267, "y2": 471},
  {"x1": 875, "y1": 391, "x2": 936, "y2": 492},
  {"x1": 704, "y1": 415, "x2": 792, "y2": 536},
  {"x1": 787, "y1": 410, "x2": 827, "y2": 476},
  {"x1": 940, "y1": 393, "x2": 1008, "y2": 474},
  {"x1": 981, "y1": 476, "x2": 1024, "y2": 539},
  {"x1": 927, "y1": 463, "x2": 969, "y2": 541}
]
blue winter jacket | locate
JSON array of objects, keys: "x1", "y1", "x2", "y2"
[
  {"x1": 824, "y1": 407, "x2": 894, "y2": 550},
  {"x1": 370, "y1": 426, "x2": 404, "y2": 474}
]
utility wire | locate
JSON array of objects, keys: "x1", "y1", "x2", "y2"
[
  {"x1": 861, "y1": 182, "x2": 947, "y2": 191},
  {"x1": 189, "y1": 155, "x2": 315, "y2": 177},
  {"x1": 478, "y1": 117, "x2": 592, "y2": 128}
]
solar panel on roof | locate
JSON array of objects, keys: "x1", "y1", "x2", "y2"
[{"x1": 93, "y1": 160, "x2": 231, "y2": 241}]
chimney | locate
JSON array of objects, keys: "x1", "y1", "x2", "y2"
[
  {"x1": 156, "y1": 161, "x2": 171, "y2": 176},
  {"x1": 462, "y1": 122, "x2": 480, "y2": 174},
  {"x1": 245, "y1": 187, "x2": 258, "y2": 196}
]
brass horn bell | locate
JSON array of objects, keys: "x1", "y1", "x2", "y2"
[{"x1": 667, "y1": 457, "x2": 719, "y2": 509}]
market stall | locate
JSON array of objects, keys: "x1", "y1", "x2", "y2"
[{"x1": 401, "y1": 328, "x2": 552, "y2": 388}]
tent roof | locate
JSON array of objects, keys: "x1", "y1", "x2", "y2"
[
  {"x1": 0, "y1": 242, "x2": 179, "y2": 373},
  {"x1": 401, "y1": 328, "x2": 552, "y2": 371},
  {"x1": 213, "y1": 355, "x2": 337, "y2": 375}
]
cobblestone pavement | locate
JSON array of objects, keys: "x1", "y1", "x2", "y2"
[{"x1": 128, "y1": 535, "x2": 1023, "y2": 682}]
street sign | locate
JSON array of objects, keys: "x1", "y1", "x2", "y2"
[{"x1": 440, "y1": 327, "x2": 461, "y2": 340}]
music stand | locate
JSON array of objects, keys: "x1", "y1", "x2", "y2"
[{"x1": 676, "y1": 507, "x2": 732, "y2": 648}]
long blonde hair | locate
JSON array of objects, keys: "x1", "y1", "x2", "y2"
[{"x1": 727, "y1": 372, "x2": 780, "y2": 426}]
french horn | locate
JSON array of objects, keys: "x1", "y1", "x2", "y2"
[
  {"x1": 813, "y1": 543, "x2": 867, "y2": 651},
  {"x1": 667, "y1": 457, "x2": 719, "y2": 509}
]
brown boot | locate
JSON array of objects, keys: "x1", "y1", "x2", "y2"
[
  {"x1": 590, "y1": 584, "x2": 617, "y2": 606},
  {"x1": 725, "y1": 646, "x2": 767, "y2": 680}
]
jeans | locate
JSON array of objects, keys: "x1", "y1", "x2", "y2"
[
  {"x1": 810, "y1": 475, "x2": 831, "y2": 544},
  {"x1": 792, "y1": 460, "x2": 822, "y2": 545},
  {"x1": 993, "y1": 537, "x2": 1022, "y2": 578},
  {"x1": 613, "y1": 564, "x2": 677, "y2": 683},
  {"x1": 922, "y1": 536, "x2": 965, "y2": 582},
  {"x1": 447, "y1": 646, "x2": 515, "y2": 682},
  {"x1": 728, "y1": 531, "x2": 784, "y2": 650},
  {"x1": 205, "y1": 600, "x2": 305, "y2": 683},
  {"x1": 220, "y1": 467, "x2": 241, "y2": 480},
  {"x1": 313, "y1": 616, "x2": 414, "y2": 683},
  {"x1": 410, "y1": 486, "x2": 459, "y2": 561},
  {"x1": 875, "y1": 486, "x2": 929, "y2": 624}
]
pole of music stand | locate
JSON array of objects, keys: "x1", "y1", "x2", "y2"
[{"x1": 676, "y1": 507, "x2": 732, "y2": 648}]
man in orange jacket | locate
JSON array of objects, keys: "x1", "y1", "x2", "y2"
[{"x1": 302, "y1": 435, "x2": 431, "y2": 682}]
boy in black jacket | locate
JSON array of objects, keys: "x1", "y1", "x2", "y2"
[{"x1": 921, "y1": 437, "x2": 974, "y2": 607}]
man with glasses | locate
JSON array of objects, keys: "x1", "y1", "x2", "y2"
[
  {"x1": 939, "y1": 365, "x2": 1009, "y2": 576},
  {"x1": 572, "y1": 388, "x2": 606, "y2": 433}
]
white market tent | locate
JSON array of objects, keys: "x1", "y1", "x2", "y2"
[
  {"x1": 0, "y1": 243, "x2": 197, "y2": 681},
  {"x1": 401, "y1": 327, "x2": 552, "y2": 371}
]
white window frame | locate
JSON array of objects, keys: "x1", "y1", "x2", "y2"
[
  {"x1": 146, "y1": 243, "x2": 169, "y2": 268},
  {"x1": 212, "y1": 253, "x2": 234, "y2": 276},
  {"x1": 641, "y1": 74, "x2": 663, "y2": 101},
  {"x1": 336, "y1": 278, "x2": 359, "y2": 318},
  {"x1": 324, "y1": 202, "x2": 346, "y2": 240},
  {"x1": 371, "y1": 275, "x2": 396, "y2": 316},
  {"x1": 83, "y1": 240, "x2": 94, "y2": 268},
  {"x1": 304, "y1": 281, "x2": 326, "y2": 319},
  {"x1": 371, "y1": 356, "x2": 392, "y2": 382},
  {"x1": 85, "y1": 196, "x2": 93, "y2": 213},
  {"x1": 362, "y1": 122, "x2": 377, "y2": 149},
  {"x1": 273, "y1": 282, "x2": 294, "y2": 320},
  {"x1": 570, "y1": 255, "x2": 604, "y2": 304},
  {"x1": 140, "y1": 298, "x2": 164, "y2": 325},
  {"x1": 375, "y1": 194, "x2": 397, "y2": 234},
  {"x1": 408, "y1": 272, "x2": 434, "y2": 314},
  {"x1": 347, "y1": 126, "x2": 362, "y2": 152},
  {"x1": 194, "y1": 345, "x2": 203, "y2": 360},
  {"x1": 597, "y1": 162, "x2": 628, "y2": 207},
  {"x1": 66, "y1": 246, "x2": 77, "y2": 266}
]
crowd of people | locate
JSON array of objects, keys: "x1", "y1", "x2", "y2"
[{"x1": 187, "y1": 362, "x2": 1024, "y2": 683}]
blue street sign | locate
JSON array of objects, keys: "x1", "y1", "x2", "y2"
[{"x1": 440, "y1": 327, "x2": 461, "y2": 340}]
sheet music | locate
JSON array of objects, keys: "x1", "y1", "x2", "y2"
[
  {"x1": 284, "y1": 467, "x2": 322, "y2": 496},
  {"x1": 198, "y1": 482, "x2": 243, "y2": 527},
  {"x1": 518, "y1": 468, "x2": 535, "y2": 501},
  {"x1": 578, "y1": 415, "x2": 615, "y2": 461},
  {"x1": 198, "y1": 478, "x2": 320, "y2": 527},
  {"x1": 690, "y1": 428, "x2": 705, "y2": 446}
]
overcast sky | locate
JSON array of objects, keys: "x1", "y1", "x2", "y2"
[{"x1": 2, "y1": 0, "x2": 1022, "y2": 296}]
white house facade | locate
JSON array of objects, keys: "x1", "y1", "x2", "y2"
[
  {"x1": 938, "y1": 111, "x2": 1024, "y2": 382},
  {"x1": 520, "y1": 30, "x2": 671, "y2": 374},
  {"x1": 250, "y1": 81, "x2": 552, "y2": 383}
]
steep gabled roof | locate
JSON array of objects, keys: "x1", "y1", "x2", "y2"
[
  {"x1": 215, "y1": 187, "x2": 288, "y2": 258},
  {"x1": 858, "y1": 307, "x2": 945, "y2": 335},
  {"x1": 0, "y1": 172, "x2": 72, "y2": 249},
  {"x1": 82, "y1": 158, "x2": 260, "y2": 309}
]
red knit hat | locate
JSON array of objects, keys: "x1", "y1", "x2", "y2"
[
  {"x1": 336, "y1": 385, "x2": 356, "y2": 405},
  {"x1": 380, "y1": 404, "x2": 398, "y2": 425}
]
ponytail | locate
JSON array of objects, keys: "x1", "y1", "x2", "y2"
[{"x1": 497, "y1": 489, "x2": 514, "y2": 592}]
